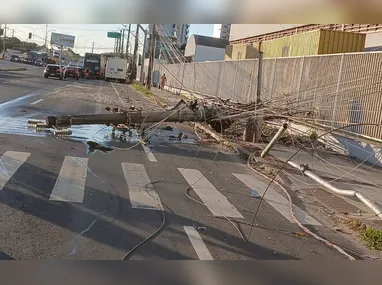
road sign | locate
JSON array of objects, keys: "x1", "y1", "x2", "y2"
[{"x1": 107, "y1": 32, "x2": 121, "y2": 39}]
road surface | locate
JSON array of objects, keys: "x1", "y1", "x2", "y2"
[{"x1": 0, "y1": 61, "x2": 364, "y2": 260}]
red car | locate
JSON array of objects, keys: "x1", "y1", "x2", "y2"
[{"x1": 63, "y1": 66, "x2": 79, "y2": 80}]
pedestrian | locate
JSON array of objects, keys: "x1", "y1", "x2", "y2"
[{"x1": 160, "y1": 73, "x2": 167, "y2": 91}]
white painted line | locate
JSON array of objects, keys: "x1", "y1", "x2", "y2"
[
  {"x1": 0, "y1": 151, "x2": 30, "y2": 190},
  {"x1": 122, "y1": 162, "x2": 163, "y2": 210},
  {"x1": 184, "y1": 226, "x2": 213, "y2": 260},
  {"x1": 178, "y1": 168, "x2": 244, "y2": 218},
  {"x1": 30, "y1": 99, "x2": 44, "y2": 105},
  {"x1": 49, "y1": 156, "x2": 89, "y2": 203},
  {"x1": 111, "y1": 82, "x2": 119, "y2": 95},
  {"x1": 232, "y1": 173, "x2": 321, "y2": 225},
  {"x1": 73, "y1": 85, "x2": 93, "y2": 90},
  {"x1": 142, "y1": 145, "x2": 157, "y2": 162}
]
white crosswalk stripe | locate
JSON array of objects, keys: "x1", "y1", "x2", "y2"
[
  {"x1": 233, "y1": 173, "x2": 321, "y2": 226},
  {"x1": 49, "y1": 156, "x2": 89, "y2": 203},
  {"x1": 122, "y1": 162, "x2": 163, "y2": 210},
  {"x1": 0, "y1": 151, "x2": 30, "y2": 191},
  {"x1": 0, "y1": 151, "x2": 322, "y2": 228},
  {"x1": 184, "y1": 226, "x2": 214, "y2": 260},
  {"x1": 178, "y1": 168, "x2": 244, "y2": 218}
]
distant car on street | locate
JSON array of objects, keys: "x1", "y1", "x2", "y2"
[
  {"x1": 43, "y1": 64, "x2": 62, "y2": 79},
  {"x1": 10, "y1": 55, "x2": 21, "y2": 62},
  {"x1": 35, "y1": 59, "x2": 44, "y2": 66}
]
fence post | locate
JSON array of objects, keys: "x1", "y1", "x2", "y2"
[
  {"x1": 247, "y1": 58, "x2": 257, "y2": 103},
  {"x1": 231, "y1": 63, "x2": 238, "y2": 100},
  {"x1": 218, "y1": 61, "x2": 226, "y2": 98},
  {"x1": 297, "y1": 56, "x2": 305, "y2": 102},
  {"x1": 179, "y1": 64, "x2": 186, "y2": 95},
  {"x1": 331, "y1": 53, "x2": 345, "y2": 127},
  {"x1": 270, "y1": 58, "x2": 277, "y2": 100},
  {"x1": 192, "y1": 62, "x2": 196, "y2": 93}
]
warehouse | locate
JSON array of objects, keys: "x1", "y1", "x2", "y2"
[{"x1": 226, "y1": 29, "x2": 366, "y2": 60}]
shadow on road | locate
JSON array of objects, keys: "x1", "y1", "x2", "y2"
[{"x1": 0, "y1": 160, "x2": 301, "y2": 261}]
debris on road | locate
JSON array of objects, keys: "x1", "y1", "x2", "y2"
[{"x1": 87, "y1": 141, "x2": 113, "y2": 154}]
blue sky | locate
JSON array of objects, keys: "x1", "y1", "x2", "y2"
[{"x1": 7, "y1": 24, "x2": 214, "y2": 55}]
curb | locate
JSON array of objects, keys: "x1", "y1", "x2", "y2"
[{"x1": 0, "y1": 67, "x2": 28, "y2": 72}]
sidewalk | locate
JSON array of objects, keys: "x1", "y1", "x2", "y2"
[{"x1": 268, "y1": 145, "x2": 382, "y2": 219}]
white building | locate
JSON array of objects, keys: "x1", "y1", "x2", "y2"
[
  {"x1": 184, "y1": 35, "x2": 229, "y2": 62},
  {"x1": 213, "y1": 24, "x2": 231, "y2": 40}
]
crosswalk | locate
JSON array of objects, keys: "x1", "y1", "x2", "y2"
[{"x1": 0, "y1": 150, "x2": 322, "y2": 260}]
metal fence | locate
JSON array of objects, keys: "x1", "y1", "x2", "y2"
[{"x1": 138, "y1": 51, "x2": 382, "y2": 140}]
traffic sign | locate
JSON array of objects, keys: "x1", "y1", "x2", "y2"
[{"x1": 107, "y1": 32, "x2": 121, "y2": 39}]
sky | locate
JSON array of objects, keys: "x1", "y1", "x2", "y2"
[{"x1": 5, "y1": 24, "x2": 214, "y2": 55}]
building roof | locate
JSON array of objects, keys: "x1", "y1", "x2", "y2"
[{"x1": 192, "y1": 35, "x2": 229, "y2": 49}]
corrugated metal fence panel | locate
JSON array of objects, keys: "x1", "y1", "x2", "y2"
[
  {"x1": 270, "y1": 57, "x2": 302, "y2": 108},
  {"x1": 146, "y1": 51, "x2": 382, "y2": 139},
  {"x1": 232, "y1": 60, "x2": 255, "y2": 103},
  {"x1": 220, "y1": 61, "x2": 237, "y2": 100},
  {"x1": 312, "y1": 54, "x2": 342, "y2": 127}
]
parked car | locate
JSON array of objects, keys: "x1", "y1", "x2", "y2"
[
  {"x1": 22, "y1": 57, "x2": 29, "y2": 64},
  {"x1": 43, "y1": 64, "x2": 62, "y2": 79},
  {"x1": 76, "y1": 67, "x2": 84, "y2": 78},
  {"x1": 10, "y1": 55, "x2": 21, "y2": 62},
  {"x1": 63, "y1": 66, "x2": 79, "y2": 80}
]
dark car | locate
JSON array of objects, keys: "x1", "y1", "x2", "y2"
[
  {"x1": 76, "y1": 67, "x2": 84, "y2": 78},
  {"x1": 35, "y1": 59, "x2": 44, "y2": 66},
  {"x1": 63, "y1": 66, "x2": 79, "y2": 80},
  {"x1": 43, "y1": 64, "x2": 62, "y2": 79},
  {"x1": 27, "y1": 58, "x2": 35, "y2": 65},
  {"x1": 10, "y1": 55, "x2": 21, "y2": 62}
]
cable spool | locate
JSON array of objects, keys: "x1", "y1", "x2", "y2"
[
  {"x1": 28, "y1": 119, "x2": 44, "y2": 124},
  {"x1": 53, "y1": 129, "x2": 72, "y2": 136}
]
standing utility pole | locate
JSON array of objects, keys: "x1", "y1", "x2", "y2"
[
  {"x1": 121, "y1": 29, "x2": 125, "y2": 56},
  {"x1": 146, "y1": 24, "x2": 156, "y2": 90},
  {"x1": 91, "y1": 42, "x2": 95, "y2": 53},
  {"x1": 130, "y1": 27, "x2": 139, "y2": 82},
  {"x1": 139, "y1": 27, "x2": 147, "y2": 85},
  {"x1": 2, "y1": 24, "x2": 7, "y2": 58},
  {"x1": 125, "y1": 24, "x2": 131, "y2": 59},
  {"x1": 44, "y1": 24, "x2": 48, "y2": 47}
]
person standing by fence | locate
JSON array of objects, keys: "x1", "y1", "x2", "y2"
[{"x1": 160, "y1": 74, "x2": 167, "y2": 91}]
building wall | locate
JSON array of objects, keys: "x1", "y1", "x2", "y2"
[
  {"x1": 365, "y1": 32, "x2": 382, "y2": 48},
  {"x1": 229, "y1": 24, "x2": 304, "y2": 42},
  {"x1": 184, "y1": 36, "x2": 196, "y2": 57},
  {"x1": 228, "y1": 30, "x2": 366, "y2": 59},
  {"x1": 194, "y1": 45, "x2": 225, "y2": 62}
]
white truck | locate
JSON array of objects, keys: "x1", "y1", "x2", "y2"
[{"x1": 105, "y1": 57, "x2": 128, "y2": 83}]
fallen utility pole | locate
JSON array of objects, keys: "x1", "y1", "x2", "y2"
[
  {"x1": 260, "y1": 122, "x2": 382, "y2": 220},
  {"x1": 45, "y1": 106, "x2": 215, "y2": 128},
  {"x1": 288, "y1": 161, "x2": 382, "y2": 220}
]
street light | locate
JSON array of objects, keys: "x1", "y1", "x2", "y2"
[
  {"x1": 84, "y1": 39, "x2": 93, "y2": 53},
  {"x1": 75, "y1": 35, "x2": 85, "y2": 52}
]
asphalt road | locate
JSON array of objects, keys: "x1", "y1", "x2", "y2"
[{"x1": 0, "y1": 61, "x2": 364, "y2": 260}]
